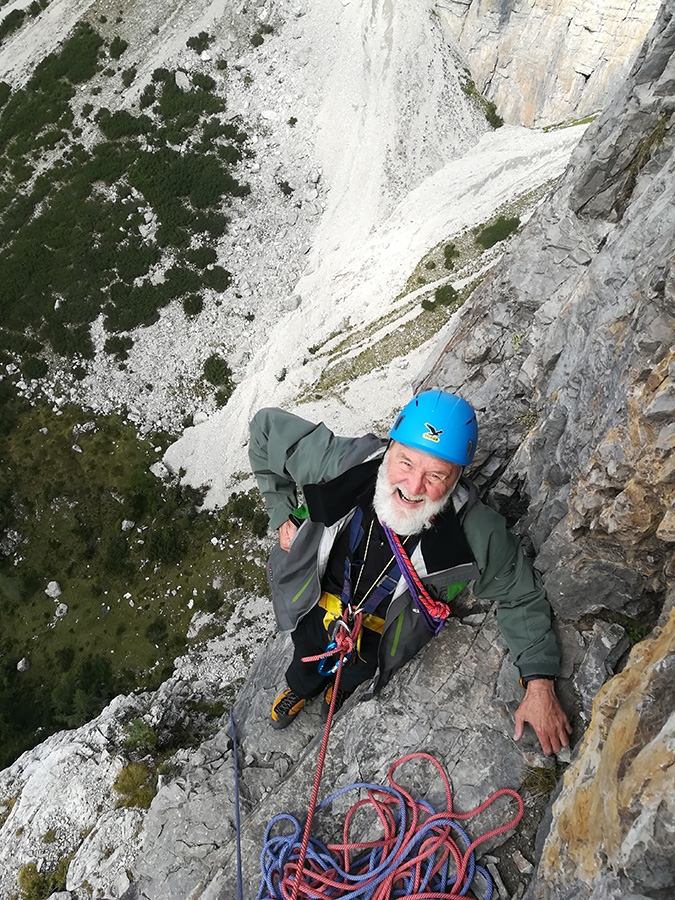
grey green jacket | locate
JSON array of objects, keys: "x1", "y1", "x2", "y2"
[{"x1": 249, "y1": 407, "x2": 560, "y2": 691}]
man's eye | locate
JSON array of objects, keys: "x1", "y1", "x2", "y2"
[{"x1": 427, "y1": 473, "x2": 442, "y2": 483}]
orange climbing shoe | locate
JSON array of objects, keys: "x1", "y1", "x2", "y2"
[
  {"x1": 320, "y1": 684, "x2": 352, "y2": 723},
  {"x1": 270, "y1": 687, "x2": 305, "y2": 729}
]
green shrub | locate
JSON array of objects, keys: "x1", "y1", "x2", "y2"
[
  {"x1": 192, "y1": 72, "x2": 215, "y2": 92},
  {"x1": 95, "y1": 108, "x2": 152, "y2": 139},
  {"x1": 104, "y1": 334, "x2": 133, "y2": 361},
  {"x1": 485, "y1": 101, "x2": 503, "y2": 129},
  {"x1": 217, "y1": 143, "x2": 241, "y2": 165},
  {"x1": 227, "y1": 490, "x2": 268, "y2": 537},
  {"x1": 55, "y1": 645, "x2": 75, "y2": 671},
  {"x1": 460, "y1": 77, "x2": 503, "y2": 129},
  {"x1": 203, "y1": 353, "x2": 232, "y2": 386},
  {"x1": 185, "y1": 246, "x2": 217, "y2": 268},
  {"x1": 139, "y1": 84, "x2": 156, "y2": 109},
  {"x1": 475, "y1": 215, "x2": 520, "y2": 250},
  {"x1": 123, "y1": 717, "x2": 158, "y2": 752},
  {"x1": 145, "y1": 617, "x2": 168, "y2": 645},
  {"x1": 109, "y1": 36, "x2": 128, "y2": 60},
  {"x1": 18, "y1": 855, "x2": 72, "y2": 900},
  {"x1": 186, "y1": 31, "x2": 212, "y2": 53},
  {"x1": 147, "y1": 525, "x2": 186, "y2": 565},
  {"x1": 202, "y1": 586, "x2": 221, "y2": 613},
  {"x1": 30, "y1": 21, "x2": 103, "y2": 87},
  {"x1": 251, "y1": 32, "x2": 264, "y2": 47},
  {"x1": 121, "y1": 66, "x2": 136, "y2": 88},
  {"x1": 443, "y1": 243, "x2": 458, "y2": 269},
  {"x1": 43, "y1": 322, "x2": 94, "y2": 359},
  {"x1": 20, "y1": 356, "x2": 48, "y2": 380},
  {"x1": 0, "y1": 8, "x2": 26, "y2": 43},
  {"x1": 434, "y1": 283, "x2": 458, "y2": 306},
  {"x1": 183, "y1": 294, "x2": 203, "y2": 317},
  {"x1": 203, "y1": 265, "x2": 231, "y2": 291}
]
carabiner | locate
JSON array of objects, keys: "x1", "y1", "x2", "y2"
[{"x1": 317, "y1": 640, "x2": 352, "y2": 676}]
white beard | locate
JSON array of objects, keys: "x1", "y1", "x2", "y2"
[{"x1": 372, "y1": 459, "x2": 452, "y2": 535}]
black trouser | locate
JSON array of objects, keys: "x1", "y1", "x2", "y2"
[{"x1": 286, "y1": 604, "x2": 381, "y2": 698}]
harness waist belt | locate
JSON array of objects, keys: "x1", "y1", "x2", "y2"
[{"x1": 318, "y1": 592, "x2": 385, "y2": 635}]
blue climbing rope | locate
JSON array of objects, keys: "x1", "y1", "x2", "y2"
[
  {"x1": 255, "y1": 753, "x2": 522, "y2": 899},
  {"x1": 230, "y1": 709, "x2": 244, "y2": 900}
]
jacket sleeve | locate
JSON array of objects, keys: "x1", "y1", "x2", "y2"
[
  {"x1": 248, "y1": 408, "x2": 357, "y2": 530},
  {"x1": 462, "y1": 502, "x2": 560, "y2": 679}
]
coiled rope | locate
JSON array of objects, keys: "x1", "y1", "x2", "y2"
[
  {"x1": 256, "y1": 618, "x2": 523, "y2": 899},
  {"x1": 257, "y1": 751, "x2": 523, "y2": 900}
]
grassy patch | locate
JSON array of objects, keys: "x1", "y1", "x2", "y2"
[
  {"x1": 298, "y1": 278, "x2": 481, "y2": 404},
  {"x1": 614, "y1": 112, "x2": 671, "y2": 218},
  {"x1": 113, "y1": 761, "x2": 157, "y2": 808},
  {"x1": 295, "y1": 176, "x2": 560, "y2": 407},
  {"x1": 520, "y1": 765, "x2": 564, "y2": 800},
  {"x1": 543, "y1": 113, "x2": 599, "y2": 132},
  {"x1": 460, "y1": 77, "x2": 503, "y2": 128},
  {"x1": 0, "y1": 393, "x2": 268, "y2": 770},
  {"x1": 17, "y1": 855, "x2": 73, "y2": 900}
]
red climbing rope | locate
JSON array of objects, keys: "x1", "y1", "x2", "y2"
[
  {"x1": 260, "y1": 616, "x2": 525, "y2": 900},
  {"x1": 288, "y1": 611, "x2": 364, "y2": 900}
]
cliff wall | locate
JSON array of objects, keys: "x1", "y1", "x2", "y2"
[
  {"x1": 419, "y1": 3, "x2": 675, "y2": 896},
  {"x1": 438, "y1": 0, "x2": 662, "y2": 126}
]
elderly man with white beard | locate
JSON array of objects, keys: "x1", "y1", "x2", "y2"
[{"x1": 248, "y1": 391, "x2": 571, "y2": 755}]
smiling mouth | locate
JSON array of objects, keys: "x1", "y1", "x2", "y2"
[{"x1": 396, "y1": 488, "x2": 425, "y2": 505}]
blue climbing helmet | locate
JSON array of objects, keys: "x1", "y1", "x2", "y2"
[{"x1": 390, "y1": 390, "x2": 478, "y2": 466}]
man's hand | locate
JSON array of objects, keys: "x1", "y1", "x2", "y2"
[
  {"x1": 514, "y1": 679, "x2": 572, "y2": 756},
  {"x1": 278, "y1": 519, "x2": 298, "y2": 552}
]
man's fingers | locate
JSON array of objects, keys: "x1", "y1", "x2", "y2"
[{"x1": 278, "y1": 520, "x2": 298, "y2": 552}]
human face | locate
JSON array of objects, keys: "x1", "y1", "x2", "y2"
[
  {"x1": 373, "y1": 442, "x2": 461, "y2": 534},
  {"x1": 387, "y1": 442, "x2": 461, "y2": 506}
]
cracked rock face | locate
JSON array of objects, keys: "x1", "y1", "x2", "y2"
[
  {"x1": 525, "y1": 599, "x2": 675, "y2": 900},
  {"x1": 419, "y1": 4, "x2": 675, "y2": 898},
  {"x1": 418, "y1": 2, "x2": 675, "y2": 626},
  {"x1": 438, "y1": 0, "x2": 662, "y2": 127}
]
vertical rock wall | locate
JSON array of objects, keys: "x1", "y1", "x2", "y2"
[
  {"x1": 437, "y1": 0, "x2": 662, "y2": 126},
  {"x1": 418, "y1": 1, "x2": 675, "y2": 623},
  {"x1": 526, "y1": 599, "x2": 675, "y2": 900},
  {"x1": 419, "y1": 3, "x2": 675, "y2": 897}
]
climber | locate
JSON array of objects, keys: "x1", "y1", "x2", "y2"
[{"x1": 248, "y1": 390, "x2": 572, "y2": 756}]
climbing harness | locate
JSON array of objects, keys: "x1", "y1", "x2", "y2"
[
  {"x1": 256, "y1": 748, "x2": 524, "y2": 899},
  {"x1": 316, "y1": 506, "x2": 418, "y2": 675}
]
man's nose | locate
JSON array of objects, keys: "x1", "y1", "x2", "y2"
[{"x1": 404, "y1": 470, "x2": 426, "y2": 497}]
